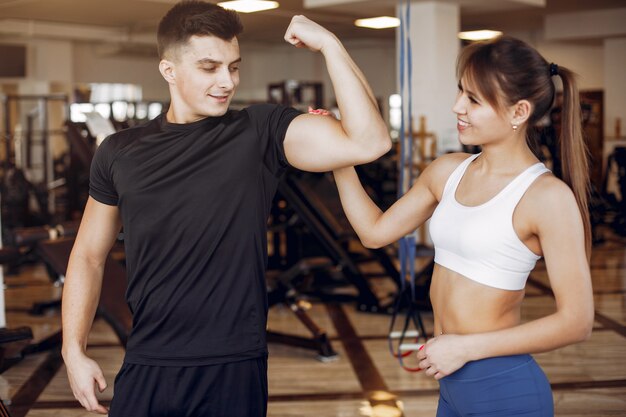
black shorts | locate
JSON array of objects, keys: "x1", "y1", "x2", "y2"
[{"x1": 108, "y1": 356, "x2": 268, "y2": 417}]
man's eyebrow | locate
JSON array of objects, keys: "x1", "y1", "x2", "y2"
[{"x1": 196, "y1": 57, "x2": 242, "y2": 65}]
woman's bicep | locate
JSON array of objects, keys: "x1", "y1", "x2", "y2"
[{"x1": 369, "y1": 177, "x2": 439, "y2": 247}]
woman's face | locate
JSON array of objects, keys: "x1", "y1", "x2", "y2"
[{"x1": 452, "y1": 75, "x2": 514, "y2": 147}]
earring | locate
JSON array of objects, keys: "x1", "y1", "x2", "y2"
[{"x1": 512, "y1": 124, "x2": 518, "y2": 131}]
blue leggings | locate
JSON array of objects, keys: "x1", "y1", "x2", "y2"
[{"x1": 437, "y1": 354, "x2": 553, "y2": 417}]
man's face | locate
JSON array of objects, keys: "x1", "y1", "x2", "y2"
[{"x1": 167, "y1": 35, "x2": 241, "y2": 120}]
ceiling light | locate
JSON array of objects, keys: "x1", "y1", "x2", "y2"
[
  {"x1": 355, "y1": 16, "x2": 400, "y2": 30},
  {"x1": 458, "y1": 30, "x2": 503, "y2": 41},
  {"x1": 218, "y1": 1, "x2": 279, "y2": 13}
]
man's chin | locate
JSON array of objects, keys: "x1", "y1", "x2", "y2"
[
  {"x1": 201, "y1": 106, "x2": 229, "y2": 118},
  {"x1": 210, "y1": 100, "x2": 233, "y2": 115}
]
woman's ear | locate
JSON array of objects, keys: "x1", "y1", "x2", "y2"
[
  {"x1": 159, "y1": 59, "x2": 176, "y2": 85},
  {"x1": 511, "y1": 99, "x2": 532, "y2": 127}
]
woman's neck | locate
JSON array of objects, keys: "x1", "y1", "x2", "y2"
[{"x1": 475, "y1": 137, "x2": 540, "y2": 176}]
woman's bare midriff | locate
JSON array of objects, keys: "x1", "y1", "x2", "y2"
[{"x1": 430, "y1": 264, "x2": 525, "y2": 336}]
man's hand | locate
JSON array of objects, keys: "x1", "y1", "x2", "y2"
[
  {"x1": 64, "y1": 351, "x2": 108, "y2": 414},
  {"x1": 284, "y1": 15, "x2": 337, "y2": 53}
]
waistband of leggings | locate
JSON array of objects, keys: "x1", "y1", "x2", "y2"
[{"x1": 443, "y1": 354, "x2": 534, "y2": 382}]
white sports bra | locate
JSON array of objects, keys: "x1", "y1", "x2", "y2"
[{"x1": 429, "y1": 153, "x2": 550, "y2": 290}]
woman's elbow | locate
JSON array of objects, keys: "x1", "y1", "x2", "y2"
[
  {"x1": 572, "y1": 311, "x2": 594, "y2": 343},
  {"x1": 580, "y1": 312, "x2": 595, "y2": 341}
]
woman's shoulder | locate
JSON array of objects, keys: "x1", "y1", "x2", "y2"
[
  {"x1": 528, "y1": 171, "x2": 576, "y2": 204},
  {"x1": 420, "y1": 152, "x2": 474, "y2": 197},
  {"x1": 425, "y1": 152, "x2": 473, "y2": 181},
  {"x1": 433, "y1": 151, "x2": 473, "y2": 167},
  {"x1": 521, "y1": 170, "x2": 580, "y2": 222}
]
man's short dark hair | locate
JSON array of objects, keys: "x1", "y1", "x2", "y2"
[{"x1": 157, "y1": 0, "x2": 243, "y2": 59}]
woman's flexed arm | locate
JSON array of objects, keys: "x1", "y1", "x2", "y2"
[{"x1": 333, "y1": 153, "x2": 467, "y2": 248}]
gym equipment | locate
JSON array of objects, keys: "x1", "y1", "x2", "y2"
[
  {"x1": 63, "y1": 120, "x2": 97, "y2": 218},
  {"x1": 1, "y1": 94, "x2": 70, "y2": 225},
  {"x1": 31, "y1": 237, "x2": 131, "y2": 346},
  {"x1": 0, "y1": 220, "x2": 129, "y2": 376},
  {"x1": 0, "y1": 194, "x2": 33, "y2": 375},
  {"x1": 603, "y1": 147, "x2": 626, "y2": 236},
  {"x1": 12, "y1": 222, "x2": 78, "y2": 315},
  {"x1": 287, "y1": 172, "x2": 402, "y2": 285},
  {"x1": 13, "y1": 223, "x2": 129, "y2": 343},
  {"x1": 0, "y1": 390, "x2": 11, "y2": 417},
  {"x1": 275, "y1": 174, "x2": 387, "y2": 312},
  {"x1": 268, "y1": 80, "x2": 324, "y2": 112},
  {"x1": 0, "y1": 327, "x2": 34, "y2": 373},
  {"x1": 266, "y1": 257, "x2": 338, "y2": 361}
]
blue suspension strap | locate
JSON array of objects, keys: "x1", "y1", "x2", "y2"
[{"x1": 388, "y1": 0, "x2": 423, "y2": 372}]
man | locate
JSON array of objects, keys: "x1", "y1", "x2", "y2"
[{"x1": 62, "y1": 1, "x2": 390, "y2": 416}]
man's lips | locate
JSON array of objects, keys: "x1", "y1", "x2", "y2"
[{"x1": 208, "y1": 93, "x2": 230, "y2": 102}]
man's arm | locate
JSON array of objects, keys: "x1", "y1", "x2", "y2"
[
  {"x1": 62, "y1": 197, "x2": 122, "y2": 414},
  {"x1": 283, "y1": 16, "x2": 392, "y2": 172}
]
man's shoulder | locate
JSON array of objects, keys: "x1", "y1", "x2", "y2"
[
  {"x1": 101, "y1": 117, "x2": 161, "y2": 149},
  {"x1": 240, "y1": 102, "x2": 274, "y2": 119},
  {"x1": 241, "y1": 103, "x2": 301, "y2": 120}
]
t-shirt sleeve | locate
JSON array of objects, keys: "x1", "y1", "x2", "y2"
[
  {"x1": 89, "y1": 136, "x2": 119, "y2": 206},
  {"x1": 246, "y1": 103, "x2": 302, "y2": 178}
]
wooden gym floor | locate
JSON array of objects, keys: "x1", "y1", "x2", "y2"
[{"x1": 1, "y1": 228, "x2": 625, "y2": 417}]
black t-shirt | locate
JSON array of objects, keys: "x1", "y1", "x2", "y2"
[{"x1": 89, "y1": 104, "x2": 301, "y2": 366}]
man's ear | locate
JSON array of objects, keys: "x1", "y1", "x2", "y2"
[
  {"x1": 159, "y1": 59, "x2": 176, "y2": 85},
  {"x1": 511, "y1": 99, "x2": 532, "y2": 126}
]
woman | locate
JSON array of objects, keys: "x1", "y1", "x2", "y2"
[{"x1": 333, "y1": 36, "x2": 594, "y2": 416}]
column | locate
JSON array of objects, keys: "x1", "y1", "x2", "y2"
[{"x1": 399, "y1": 1, "x2": 461, "y2": 154}]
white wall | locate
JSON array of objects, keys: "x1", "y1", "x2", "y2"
[
  {"x1": 506, "y1": 30, "x2": 605, "y2": 91},
  {"x1": 237, "y1": 41, "x2": 325, "y2": 102},
  {"x1": 31, "y1": 39, "x2": 73, "y2": 85},
  {"x1": 72, "y1": 43, "x2": 167, "y2": 101},
  {"x1": 0, "y1": 38, "x2": 73, "y2": 94},
  {"x1": 536, "y1": 41, "x2": 604, "y2": 91}
]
